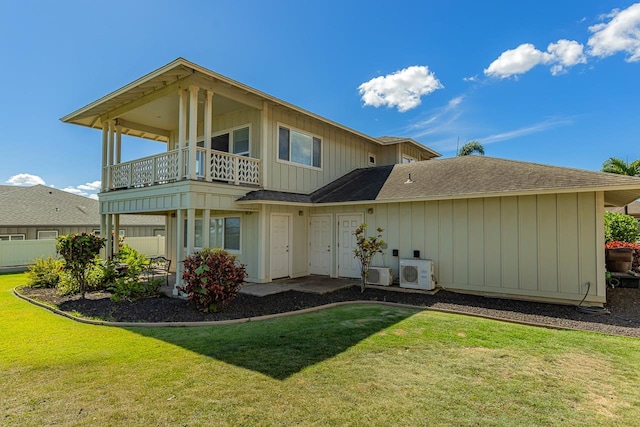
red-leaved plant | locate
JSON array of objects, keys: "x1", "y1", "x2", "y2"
[
  {"x1": 605, "y1": 241, "x2": 640, "y2": 250},
  {"x1": 179, "y1": 248, "x2": 247, "y2": 312}
]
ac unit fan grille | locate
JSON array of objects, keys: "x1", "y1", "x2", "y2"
[
  {"x1": 368, "y1": 268, "x2": 380, "y2": 284},
  {"x1": 402, "y1": 266, "x2": 418, "y2": 283}
]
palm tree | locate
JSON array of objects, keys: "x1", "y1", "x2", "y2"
[
  {"x1": 457, "y1": 141, "x2": 485, "y2": 156},
  {"x1": 601, "y1": 157, "x2": 640, "y2": 214},
  {"x1": 601, "y1": 157, "x2": 640, "y2": 176}
]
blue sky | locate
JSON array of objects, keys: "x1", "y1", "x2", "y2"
[{"x1": 1, "y1": 0, "x2": 639, "y2": 199}]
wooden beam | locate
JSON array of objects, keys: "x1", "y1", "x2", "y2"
[{"x1": 115, "y1": 118, "x2": 171, "y2": 138}]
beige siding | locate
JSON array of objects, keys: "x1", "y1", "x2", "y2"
[
  {"x1": 267, "y1": 106, "x2": 378, "y2": 193},
  {"x1": 357, "y1": 192, "x2": 604, "y2": 304}
]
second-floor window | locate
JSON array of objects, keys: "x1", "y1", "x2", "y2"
[{"x1": 278, "y1": 125, "x2": 321, "y2": 168}]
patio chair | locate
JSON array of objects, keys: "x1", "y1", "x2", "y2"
[{"x1": 145, "y1": 256, "x2": 171, "y2": 287}]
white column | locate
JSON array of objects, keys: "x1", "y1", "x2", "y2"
[
  {"x1": 261, "y1": 101, "x2": 269, "y2": 188},
  {"x1": 177, "y1": 89, "x2": 187, "y2": 180},
  {"x1": 186, "y1": 208, "x2": 196, "y2": 256},
  {"x1": 174, "y1": 209, "x2": 184, "y2": 296},
  {"x1": 99, "y1": 213, "x2": 107, "y2": 258},
  {"x1": 259, "y1": 204, "x2": 267, "y2": 282},
  {"x1": 188, "y1": 85, "x2": 199, "y2": 180},
  {"x1": 203, "y1": 90, "x2": 213, "y2": 181},
  {"x1": 203, "y1": 209, "x2": 211, "y2": 249},
  {"x1": 115, "y1": 123, "x2": 122, "y2": 164},
  {"x1": 114, "y1": 214, "x2": 120, "y2": 253},
  {"x1": 107, "y1": 120, "x2": 115, "y2": 190},
  {"x1": 105, "y1": 213, "x2": 113, "y2": 259},
  {"x1": 101, "y1": 125, "x2": 108, "y2": 192}
]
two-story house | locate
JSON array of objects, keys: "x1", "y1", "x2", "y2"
[{"x1": 62, "y1": 58, "x2": 640, "y2": 306}]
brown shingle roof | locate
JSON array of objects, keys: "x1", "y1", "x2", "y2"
[
  {"x1": 376, "y1": 156, "x2": 640, "y2": 205},
  {"x1": 0, "y1": 185, "x2": 164, "y2": 227}
]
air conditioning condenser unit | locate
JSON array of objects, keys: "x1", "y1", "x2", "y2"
[
  {"x1": 399, "y1": 259, "x2": 435, "y2": 290},
  {"x1": 366, "y1": 267, "x2": 393, "y2": 286}
]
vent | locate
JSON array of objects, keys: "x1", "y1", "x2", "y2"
[{"x1": 366, "y1": 267, "x2": 393, "y2": 286}]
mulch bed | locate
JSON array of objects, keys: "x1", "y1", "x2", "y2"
[{"x1": 17, "y1": 285, "x2": 640, "y2": 337}]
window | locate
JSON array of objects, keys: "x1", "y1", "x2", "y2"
[
  {"x1": 183, "y1": 219, "x2": 204, "y2": 248},
  {"x1": 210, "y1": 217, "x2": 241, "y2": 251},
  {"x1": 37, "y1": 231, "x2": 58, "y2": 240},
  {"x1": 278, "y1": 125, "x2": 321, "y2": 168},
  {"x1": 0, "y1": 234, "x2": 25, "y2": 241},
  {"x1": 368, "y1": 153, "x2": 377, "y2": 166},
  {"x1": 205, "y1": 125, "x2": 251, "y2": 156},
  {"x1": 402, "y1": 155, "x2": 416, "y2": 164}
]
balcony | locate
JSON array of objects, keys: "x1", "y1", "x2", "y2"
[{"x1": 107, "y1": 148, "x2": 261, "y2": 190}]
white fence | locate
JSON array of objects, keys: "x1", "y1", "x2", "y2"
[{"x1": 0, "y1": 236, "x2": 166, "y2": 268}]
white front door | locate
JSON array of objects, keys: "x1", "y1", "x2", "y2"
[
  {"x1": 309, "y1": 214, "x2": 332, "y2": 275},
  {"x1": 337, "y1": 214, "x2": 363, "y2": 278},
  {"x1": 270, "y1": 214, "x2": 291, "y2": 279}
]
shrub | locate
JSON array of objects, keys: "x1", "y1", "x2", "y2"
[
  {"x1": 27, "y1": 256, "x2": 63, "y2": 288},
  {"x1": 115, "y1": 244, "x2": 149, "y2": 277},
  {"x1": 107, "y1": 277, "x2": 162, "y2": 302},
  {"x1": 179, "y1": 248, "x2": 247, "y2": 312},
  {"x1": 56, "y1": 232, "x2": 106, "y2": 298},
  {"x1": 604, "y1": 211, "x2": 639, "y2": 243}
]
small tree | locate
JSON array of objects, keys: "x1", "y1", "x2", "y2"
[
  {"x1": 56, "y1": 232, "x2": 106, "y2": 298},
  {"x1": 353, "y1": 224, "x2": 385, "y2": 293}
]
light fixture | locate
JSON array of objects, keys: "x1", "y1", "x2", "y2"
[{"x1": 367, "y1": 208, "x2": 374, "y2": 214}]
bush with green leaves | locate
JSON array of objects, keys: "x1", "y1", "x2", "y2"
[
  {"x1": 115, "y1": 244, "x2": 149, "y2": 277},
  {"x1": 604, "y1": 211, "x2": 639, "y2": 243},
  {"x1": 179, "y1": 248, "x2": 247, "y2": 312},
  {"x1": 56, "y1": 232, "x2": 106, "y2": 298},
  {"x1": 107, "y1": 277, "x2": 162, "y2": 302},
  {"x1": 27, "y1": 256, "x2": 64, "y2": 288}
]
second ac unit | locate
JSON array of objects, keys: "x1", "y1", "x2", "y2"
[
  {"x1": 366, "y1": 267, "x2": 393, "y2": 286},
  {"x1": 399, "y1": 259, "x2": 435, "y2": 290}
]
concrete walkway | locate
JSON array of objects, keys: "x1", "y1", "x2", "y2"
[
  {"x1": 240, "y1": 277, "x2": 360, "y2": 296},
  {"x1": 160, "y1": 275, "x2": 360, "y2": 297}
]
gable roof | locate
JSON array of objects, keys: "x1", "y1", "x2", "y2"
[
  {"x1": 237, "y1": 156, "x2": 640, "y2": 207},
  {"x1": 60, "y1": 58, "x2": 439, "y2": 159},
  {"x1": 0, "y1": 185, "x2": 164, "y2": 227}
]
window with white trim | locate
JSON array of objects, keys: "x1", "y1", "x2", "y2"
[
  {"x1": 210, "y1": 217, "x2": 241, "y2": 251},
  {"x1": 37, "y1": 231, "x2": 58, "y2": 240},
  {"x1": 278, "y1": 125, "x2": 321, "y2": 168},
  {"x1": 368, "y1": 153, "x2": 377, "y2": 166},
  {"x1": 402, "y1": 155, "x2": 416, "y2": 164},
  {"x1": 0, "y1": 234, "x2": 25, "y2": 241}
]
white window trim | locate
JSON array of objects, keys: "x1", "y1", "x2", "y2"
[
  {"x1": 201, "y1": 215, "x2": 242, "y2": 254},
  {"x1": 276, "y1": 122, "x2": 323, "y2": 171},
  {"x1": 0, "y1": 234, "x2": 26, "y2": 241},
  {"x1": 198, "y1": 123, "x2": 252, "y2": 157},
  {"x1": 368, "y1": 152, "x2": 377, "y2": 166},
  {"x1": 37, "y1": 230, "x2": 59, "y2": 240}
]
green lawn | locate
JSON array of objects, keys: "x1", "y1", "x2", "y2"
[{"x1": 2, "y1": 272, "x2": 640, "y2": 426}]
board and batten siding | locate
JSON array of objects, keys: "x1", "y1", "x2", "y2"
[
  {"x1": 266, "y1": 106, "x2": 375, "y2": 194},
  {"x1": 363, "y1": 192, "x2": 604, "y2": 304}
]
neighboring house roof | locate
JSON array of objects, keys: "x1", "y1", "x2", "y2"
[
  {"x1": 238, "y1": 157, "x2": 640, "y2": 207},
  {"x1": 607, "y1": 201, "x2": 640, "y2": 216},
  {"x1": 377, "y1": 136, "x2": 441, "y2": 158},
  {"x1": 60, "y1": 58, "x2": 438, "y2": 159},
  {"x1": 0, "y1": 185, "x2": 164, "y2": 227}
]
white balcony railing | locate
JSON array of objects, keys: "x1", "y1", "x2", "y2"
[{"x1": 108, "y1": 148, "x2": 261, "y2": 190}]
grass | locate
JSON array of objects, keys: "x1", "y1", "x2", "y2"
[{"x1": 3, "y1": 271, "x2": 640, "y2": 426}]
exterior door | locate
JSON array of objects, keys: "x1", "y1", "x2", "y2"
[
  {"x1": 309, "y1": 214, "x2": 332, "y2": 275},
  {"x1": 270, "y1": 214, "x2": 291, "y2": 279},
  {"x1": 337, "y1": 214, "x2": 363, "y2": 278}
]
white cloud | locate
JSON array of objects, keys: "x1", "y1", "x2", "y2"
[
  {"x1": 484, "y1": 43, "x2": 552, "y2": 78},
  {"x1": 407, "y1": 96, "x2": 465, "y2": 139},
  {"x1": 6, "y1": 173, "x2": 46, "y2": 186},
  {"x1": 484, "y1": 40, "x2": 586, "y2": 78},
  {"x1": 588, "y1": 3, "x2": 640, "y2": 62},
  {"x1": 77, "y1": 181, "x2": 101, "y2": 191},
  {"x1": 358, "y1": 66, "x2": 444, "y2": 112},
  {"x1": 547, "y1": 39, "x2": 587, "y2": 75},
  {"x1": 62, "y1": 181, "x2": 102, "y2": 199}
]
